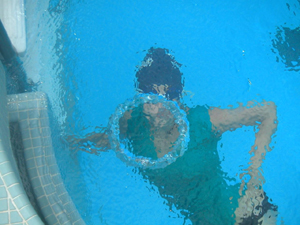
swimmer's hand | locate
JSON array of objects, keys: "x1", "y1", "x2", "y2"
[{"x1": 66, "y1": 130, "x2": 110, "y2": 155}]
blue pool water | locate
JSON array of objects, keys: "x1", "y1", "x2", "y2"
[{"x1": 23, "y1": 0, "x2": 300, "y2": 224}]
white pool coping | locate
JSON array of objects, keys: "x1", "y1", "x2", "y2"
[{"x1": 0, "y1": 0, "x2": 26, "y2": 54}]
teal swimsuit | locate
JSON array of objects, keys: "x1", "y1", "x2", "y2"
[{"x1": 127, "y1": 105, "x2": 240, "y2": 224}]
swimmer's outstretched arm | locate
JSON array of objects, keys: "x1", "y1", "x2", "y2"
[
  {"x1": 67, "y1": 110, "x2": 132, "y2": 155},
  {"x1": 208, "y1": 100, "x2": 277, "y2": 135},
  {"x1": 208, "y1": 101, "x2": 278, "y2": 223},
  {"x1": 67, "y1": 128, "x2": 111, "y2": 155}
]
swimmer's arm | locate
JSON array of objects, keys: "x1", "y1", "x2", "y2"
[
  {"x1": 208, "y1": 101, "x2": 277, "y2": 136},
  {"x1": 208, "y1": 100, "x2": 278, "y2": 177},
  {"x1": 209, "y1": 101, "x2": 278, "y2": 222},
  {"x1": 67, "y1": 110, "x2": 132, "y2": 155},
  {"x1": 119, "y1": 110, "x2": 132, "y2": 139},
  {"x1": 67, "y1": 129, "x2": 110, "y2": 155}
]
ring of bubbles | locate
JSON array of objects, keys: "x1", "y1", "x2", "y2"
[{"x1": 108, "y1": 94, "x2": 190, "y2": 169}]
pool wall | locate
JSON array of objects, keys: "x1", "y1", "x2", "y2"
[
  {"x1": 0, "y1": 61, "x2": 43, "y2": 224},
  {"x1": 0, "y1": 61, "x2": 86, "y2": 225},
  {"x1": 0, "y1": 1, "x2": 86, "y2": 222}
]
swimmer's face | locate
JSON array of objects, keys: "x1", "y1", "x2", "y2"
[
  {"x1": 152, "y1": 84, "x2": 169, "y2": 96},
  {"x1": 142, "y1": 102, "x2": 179, "y2": 158},
  {"x1": 143, "y1": 102, "x2": 163, "y2": 116},
  {"x1": 143, "y1": 102, "x2": 174, "y2": 128},
  {"x1": 151, "y1": 83, "x2": 180, "y2": 103}
]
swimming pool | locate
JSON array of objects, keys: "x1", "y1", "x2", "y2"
[{"x1": 21, "y1": 0, "x2": 300, "y2": 224}]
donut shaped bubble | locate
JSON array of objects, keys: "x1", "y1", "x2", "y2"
[{"x1": 108, "y1": 94, "x2": 190, "y2": 169}]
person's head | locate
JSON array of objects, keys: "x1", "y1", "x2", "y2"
[{"x1": 135, "y1": 47, "x2": 184, "y2": 101}]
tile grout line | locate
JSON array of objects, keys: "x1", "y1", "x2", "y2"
[{"x1": 0, "y1": 172, "x2": 26, "y2": 223}]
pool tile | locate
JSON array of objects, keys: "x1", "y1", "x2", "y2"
[
  {"x1": 24, "y1": 148, "x2": 34, "y2": 159},
  {"x1": 4, "y1": 92, "x2": 84, "y2": 225},
  {"x1": 27, "y1": 100, "x2": 38, "y2": 109},
  {"x1": 0, "y1": 161, "x2": 13, "y2": 175},
  {"x1": 9, "y1": 112, "x2": 19, "y2": 121},
  {"x1": 37, "y1": 165, "x2": 48, "y2": 175},
  {"x1": 8, "y1": 183, "x2": 23, "y2": 198},
  {"x1": 37, "y1": 100, "x2": 47, "y2": 109},
  {"x1": 69, "y1": 210, "x2": 81, "y2": 221},
  {"x1": 49, "y1": 165, "x2": 58, "y2": 175},
  {"x1": 27, "y1": 215, "x2": 43, "y2": 225},
  {"x1": 55, "y1": 183, "x2": 65, "y2": 194},
  {"x1": 37, "y1": 196, "x2": 48, "y2": 207},
  {"x1": 33, "y1": 149, "x2": 45, "y2": 159},
  {"x1": 19, "y1": 119, "x2": 29, "y2": 130},
  {"x1": 30, "y1": 177, "x2": 41, "y2": 189},
  {"x1": 39, "y1": 110, "x2": 48, "y2": 119},
  {"x1": 0, "y1": 199, "x2": 8, "y2": 211},
  {"x1": 45, "y1": 214, "x2": 58, "y2": 225},
  {"x1": 26, "y1": 158, "x2": 36, "y2": 169},
  {"x1": 7, "y1": 102, "x2": 18, "y2": 111},
  {"x1": 35, "y1": 156, "x2": 46, "y2": 167},
  {"x1": 0, "y1": 187, "x2": 7, "y2": 198},
  {"x1": 19, "y1": 111, "x2": 28, "y2": 121},
  {"x1": 10, "y1": 211, "x2": 23, "y2": 223},
  {"x1": 52, "y1": 174, "x2": 61, "y2": 186},
  {"x1": 42, "y1": 137, "x2": 51, "y2": 147},
  {"x1": 36, "y1": 92, "x2": 47, "y2": 99},
  {"x1": 18, "y1": 93, "x2": 29, "y2": 102},
  {"x1": 23, "y1": 139, "x2": 32, "y2": 149},
  {"x1": 44, "y1": 146, "x2": 52, "y2": 155},
  {"x1": 33, "y1": 186, "x2": 45, "y2": 197},
  {"x1": 28, "y1": 110, "x2": 39, "y2": 119},
  {"x1": 13, "y1": 195, "x2": 28, "y2": 209},
  {"x1": 52, "y1": 203, "x2": 64, "y2": 215},
  {"x1": 30, "y1": 128, "x2": 41, "y2": 139},
  {"x1": 9, "y1": 199, "x2": 15, "y2": 210},
  {"x1": 27, "y1": 168, "x2": 38, "y2": 178},
  {"x1": 20, "y1": 205, "x2": 36, "y2": 220},
  {"x1": 44, "y1": 184, "x2": 55, "y2": 195},
  {"x1": 29, "y1": 119, "x2": 39, "y2": 129},
  {"x1": 34, "y1": 147, "x2": 43, "y2": 157},
  {"x1": 74, "y1": 219, "x2": 84, "y2": 225},
  {"x1": 41, "y1": 205, "x2": 52, "y2": 218},
  {"x1": 18, "y1": 101, "x2": 29, "y2": 110},
  {"x1": 0, "y1": 151, "x2": 8, "y2": 163},
  {"x1": 20, "y1": 128, "x2": 31, "y2": 140},
  {"x1": 3, "y1": 173, "x2": 18, "y2": 187},
  {"x1": 63, "y1": 202, "x2": 73, "y2": 214},
  {"x1": 48, "y1": 193, "x2": 58, "y2": 206},
  {"x1": 40, "y1": 175, "x2": 51, "y2": 186},
  {"x1": 57, "y1": 212, "x2": 69, "y2": 224},
  {"x1": 0, "y1": 212, "x2": 8, "y2": 225},
  {"x1": 59, "y1": 193, "x2": 69, "y2": 205},
  {"x1": 45, "y1": 156, "x2": 55, "y2": 167},
  {"x1": 40, "y1": 117, "x2": 49, "y2": 127},
  {"x1": 41, "y1": 127, "x2": 51, "y2": 137}
]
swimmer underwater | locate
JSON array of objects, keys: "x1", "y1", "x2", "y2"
[{"x1": 70, "y1": 47, "x2": 279, "y2": 225}]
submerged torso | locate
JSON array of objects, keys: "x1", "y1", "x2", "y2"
[{"x1": 126, "y1": 105, "x2": 240, "y2": 224}]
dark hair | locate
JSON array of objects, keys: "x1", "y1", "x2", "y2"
[{"x1": 135, "y1": 47, "x2": 184, "y2": 100}]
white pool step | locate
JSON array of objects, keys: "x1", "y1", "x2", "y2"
[{"x1": 0, "y1": 0, "x2": 26, "y2": 54}]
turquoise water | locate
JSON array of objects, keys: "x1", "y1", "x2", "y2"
[{"x1": 22, "y1": 0, "x2": 300, "y2": 224}]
